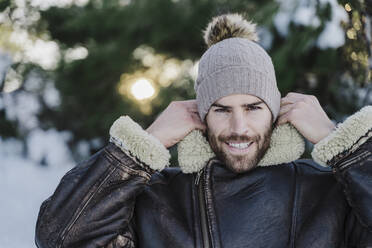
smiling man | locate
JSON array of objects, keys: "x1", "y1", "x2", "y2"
[
  {"x1": 206, "y1": 95, "x2": 273, "y2": 173},
  {"x1": 36, "y1": 14, "x2": 372, "y2": 248}
]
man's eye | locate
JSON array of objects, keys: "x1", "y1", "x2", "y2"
[
  {"x1": 246, "y1": 106, "x2": 261, "y2": 111},
  {"x1": 215, "y1": 108, "x2": 229, "y2": 113}
]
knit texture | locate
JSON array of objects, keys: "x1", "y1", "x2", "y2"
[{"x1": 195, "y1": 37, "x2": 281, "y2": 121}]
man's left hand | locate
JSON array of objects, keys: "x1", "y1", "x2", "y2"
[{"x1": 277, "y1": 92, "x2": 336, "y2": 144}]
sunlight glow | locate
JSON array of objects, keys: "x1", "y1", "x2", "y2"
[{"x1": 130, "y1": 78, "x2": 155, "y2": 100}]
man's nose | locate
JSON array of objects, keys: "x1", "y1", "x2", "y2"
[{"x1": 230, "y1": 111, "x2": 249, "y2": 135}]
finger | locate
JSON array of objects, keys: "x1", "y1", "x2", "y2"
[
  {"x1": 186, "y1": 102, "x2": 199, "y2": 112},
  {"x1": 183, "y1": 99, "x2": 197, "y2": 103},
  {"x1": 282, "y1": 94, "x2": 325, "y2": 117},
  {"x1": 188, "y1": 107, "x2": 200, "y2": 117},
  {"x1": 283, "y1": 92, "x2": 321, "y2": 106},
  {"x1": 191, "y1": 112, "x2": 206, "y2": 131},
  {"x1": 172, "y1": 100, "x2": 198, "y2": 111},
  {"x1": 281, "y1": 92, "x2": 309, "y2": 106},
  {"x1": 195, "y1": 124, "x2": 207, "y2": 132},
  {"x1": 277, "y1": 111, "x2": 291, "y2": 126},
  {"x1": 279, "y1": 103, "x2": 293, "y2": 116},
  {"x1": 182, "y1": 99, "x2": 198, "y2": 107},
  {"x1": 285, "y1": 92, "x2": 302, "y2": 96},
  {"x1": 281, "y1": 97, "x2": 310, "y2": 109},
  {"x1": 280, "y1": 97, "x2": 296, "y2": 106},
  {"x1": 281, "y1": 95, "x2": 303, "y2": 106},
  {"x1": 284, "y1": 92, "x2": 308, "y2": 100},
  {"x1": 188, "y1": 107, "x2": 199, "y2": 114},
  {"x1": 192, "y1": 114, "x2": 206, "y2": 129}
]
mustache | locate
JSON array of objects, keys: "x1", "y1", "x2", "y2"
[{"x1": 218, "y1": 133, "x2": 260, "y2": 143}]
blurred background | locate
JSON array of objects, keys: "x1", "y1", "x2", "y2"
[{"x1": 0, "y1": 0, "x2": 371, "y2": 247}]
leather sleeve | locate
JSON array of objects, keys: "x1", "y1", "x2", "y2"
[
  {"x1": 331, "y1": 136, "x2": 372, "y2": 246},
  {"x1": 35, "y1": 143, "x2": 153, "y2": 248},
  {"x1": 311, "y1": 106, "x2": 372, "y2": 245},
  {"x1": 35, "y1": 116, "x2": 170, "y2": 248}
]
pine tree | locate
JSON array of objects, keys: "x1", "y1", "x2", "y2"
[{"x1": 0, "y1": 0, "x2": 370, "y2": 162}]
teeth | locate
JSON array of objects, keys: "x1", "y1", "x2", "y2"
[{"x1": 228, "y1": 142, "x2": 252, "y2": 149}]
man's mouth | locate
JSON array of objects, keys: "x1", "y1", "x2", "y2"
[{"x1": 225, "y1": 141, "x2": 253, "y2": 150}]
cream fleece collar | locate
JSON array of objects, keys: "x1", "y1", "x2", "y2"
[
  {"x1": 110, "y1": 116, "x2": 305, "y2": 173},
  {"x1": 110, "y1": 106, "x2": 372, "y2": 174},
  {"x1": 177, "y1": 123, "x2": 305, "y2": 173}
]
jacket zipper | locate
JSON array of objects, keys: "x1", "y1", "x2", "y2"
[{"x1": 195, "y1": 168, "x2": 211, "y2": 248}]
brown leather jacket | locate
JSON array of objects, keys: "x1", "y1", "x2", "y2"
[{"x1": 35, "y1": 107, "x2": 372, "y2": 248}]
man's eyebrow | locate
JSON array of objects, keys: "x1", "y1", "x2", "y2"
[
  {"x1": 242, "y1": 101, "x2": 264, "y2": 107},
  {"x1": 211, "y1": 103, "x2": 230, "y2": 108},
  {"x1": 211, "y1": 100, "x2": 264, "y2": 108}
]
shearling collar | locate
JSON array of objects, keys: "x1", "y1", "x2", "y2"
[
  {"x1": 110, "y1": 106, "x2": 372, "y2": 174},
  {"x1": 177, "y1": 123, "x2": 305, "y2": 173},
  {"x1": 110, "y1": 116, "x2": 305, "y2": 174}
]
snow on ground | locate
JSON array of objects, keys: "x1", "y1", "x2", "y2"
[
  {"x1": 0, "y1": 140, "x2": 74, "y2": 248},
  {"x1": 0, "y1": 50, "x2": 78, "y2": 247}
]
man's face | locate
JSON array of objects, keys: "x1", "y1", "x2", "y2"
[{"x1": 205, "y1": 94, "x2": 273, "y2": 173}]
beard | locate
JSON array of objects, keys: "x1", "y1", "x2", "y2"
[{"x1": 207, "y1": 125, "x2": 273, "y2": 173}]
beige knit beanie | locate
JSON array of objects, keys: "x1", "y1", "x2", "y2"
[{"x1": 195, "y1": 13, "x2": 281, "y2": 121}]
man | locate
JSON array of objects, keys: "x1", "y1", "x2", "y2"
[{"x1": 36, "y1": 14, "x2": 372, "y2": 247}]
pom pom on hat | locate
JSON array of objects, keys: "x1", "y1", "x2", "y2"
[{"x1": 203, "y1": 13, "x2": 259, "y2": 48}]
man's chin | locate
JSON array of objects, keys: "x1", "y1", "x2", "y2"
[
  {"x1": 207, "y1": 127, "x2": 273, "y2": 174},
  {"x1": 223, "y1": 157, "x2": 258, "y2": 173},
  {"x1": 219, "y1": 142, "x2": 269, "y2": 173}
]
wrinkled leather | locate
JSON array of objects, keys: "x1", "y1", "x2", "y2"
[{"x1": 36, "y1": 139, "x2": 372, "y2": 248}]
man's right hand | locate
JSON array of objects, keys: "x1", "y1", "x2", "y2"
[{"x1": 146, "y1": 100, "x2": 206, "y2": 148}]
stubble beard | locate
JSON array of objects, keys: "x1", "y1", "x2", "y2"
[{"x1": 207, "y1": 126, "x2": 273, "y2": 173}]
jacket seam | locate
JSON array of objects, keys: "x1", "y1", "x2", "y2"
[
  {"x1": 58, "y1": 159, "x2": 117, "y2": 247},
  {"x1": 106, "y1": 143, "x2": 155, "y2": 176},
  {"x1": 328, "y1": 129, "x2": 372, "y2": 167},
  {"x1": 201, "y1": 165, "x2": 212, "y2": 248},
  {"x1": 191, "y1": 174, "x2": 199, "y2": 248},
  {"x1": 338, "y1": 150, "x2": 371, "y2": 172},
  {"x1": 338, "y1": 151, "x2": 369, "y2": 169},
  {"x1": 290, "y1": 162, "x2": 299, "y2": 248},
  {"x1": 104, "y1": 148, "x2": 152, "y2": 180},
  {"x1": 205, "y1": 164, "x2": 222, "y2": 248}
]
